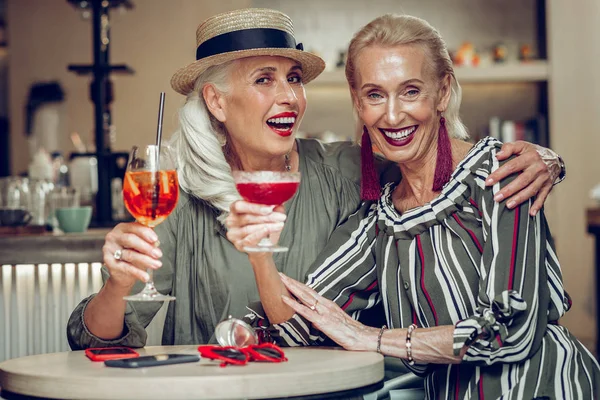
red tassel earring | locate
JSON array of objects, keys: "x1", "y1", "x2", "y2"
[
  {"x1": 432, "y1": 115, "x2": 453, "y2": 192},
  {"x1": 361, "y1": 126, "x2": 381, "y2": 201}
]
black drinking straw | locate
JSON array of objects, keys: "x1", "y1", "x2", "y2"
[
  {"x1": 152, "y1": 92, "x2": 166, "y2": 219},
  {"x1": 156, "y1": 92, "x2": 165, "y2": 150}
]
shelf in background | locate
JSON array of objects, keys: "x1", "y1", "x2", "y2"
[
  {"x1": 311, "y1": 60, "x2": 549, "y2": 86},
  {"x1": 455, "y1": 60, "x2": 549, "y2": 83}
]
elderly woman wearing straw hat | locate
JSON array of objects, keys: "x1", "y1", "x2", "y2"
[{"x1": 67, "y1": 8, "x2": 564, "y2": 350}]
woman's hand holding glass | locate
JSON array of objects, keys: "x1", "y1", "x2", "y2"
[
  {"x1": 231, "y1": 171, "x2": 300, "y2": 252},
  {"x1": 102, "y1": 222, "x2": 163, "y2": 291},
  {"x1": 120, "y1": 145, "x2": 178, "y2": 301},
  {"x1": 225, "y1": 201, "x2": 287, "y2": 253}
]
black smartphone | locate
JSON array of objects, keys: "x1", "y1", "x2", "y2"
[{"x1": 104, "y1": 353, "x2": 200, "y2": 368}]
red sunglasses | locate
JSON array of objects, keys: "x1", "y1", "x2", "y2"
[{"x1": 198, "y1": 343, "x2": 287, "y2": 367}]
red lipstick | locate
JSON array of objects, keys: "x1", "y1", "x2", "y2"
[
  {"x1": 378, "y1": 126, "x2": 417, "y2": 147},
  {"x1": 266, "y1": 112, "x2": 298, "y2": 137},
  {"x1": 269, "y1": 112, "x2": 297, "y2": 119}
]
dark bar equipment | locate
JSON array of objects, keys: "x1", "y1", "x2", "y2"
[
  {"x1": 0, "y1": 12, "x2": 9, "y2": 177},
  {"x1": 67, "y1": 0, "x2": 134, "y2": 226}
]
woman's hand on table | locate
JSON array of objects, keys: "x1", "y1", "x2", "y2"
[
  {"x1": 102, "y1": 222, "x2": 163, "y2": 289},
  {"x1": 279, "y1": 274, "x2": 376, "y2": 352},
  {"x1": 485, "y1": 141, "x2": 562, "y2": 216},
  {"x1": 225, "y1": 200, "x2": 287, "y2": 253}
]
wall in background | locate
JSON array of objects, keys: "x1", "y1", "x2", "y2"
[
  {"x1": 546, "y1": 0, "x2": 600, "y2": 351},
  {"x1": 254, "y1": 0, "x2": 540, "y2": 70},
  {"x1": 7, "y1": 0, "x2": 251, "y2": 176}
]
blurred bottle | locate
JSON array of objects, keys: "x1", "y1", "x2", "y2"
[
  {"x1": 111, "y1": 177, "x2": 127, "y2": 220},
  {"x1": 51, "y1": 151, "x2": 69, "y2": 187},
  {"x1": 69, "y1": 154, "x2": 98, "y2": 207},
  {"x1": 30, "y1": 179, "x2": 48, "y2": 226},
  {"x1": 489, "y1": 117, "x2": 501, "y2": 140},
  {"x1": 28, "y1": 149, "x2": 53, "y2": 181},
  {"x1": 25, "y1": 82, "x2": 65, "y2": 160},
  {"x1": 501, "y1": 120, "x2": 516, "y2": 143}
]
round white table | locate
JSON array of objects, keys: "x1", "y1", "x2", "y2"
[{"x1": 0, "y1": 346, "x2": 384, "y2": 399}]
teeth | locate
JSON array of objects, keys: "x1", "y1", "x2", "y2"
[
  {"x1": 383, "y1": 126, "x2": 416, "y2": 140},
  {"x1": 267, "y1": 117, "x2": 296, "y2": 124}
]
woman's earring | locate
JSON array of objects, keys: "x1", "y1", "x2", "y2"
[
  {"x1": 217, "y1": 133, "x2": 227, "y2": 146},
  {"x1": 360, "y1": 126, "x2": 381, "y2": 201},
  {"x1": 432, "y1": 114, "x2": 453, "y2": 191}
]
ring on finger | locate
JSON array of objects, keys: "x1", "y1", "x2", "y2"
[
  {"x1": 309, "y1": 299, "x2": 319, "y2": 312},
  {"x1": 113, "y1": 249, "x2": 123, "y2": 261}
]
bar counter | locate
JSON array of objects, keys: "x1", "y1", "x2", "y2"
[
  {"x1": 0, "y1": 228, "x2": 166, "y2": 363},
  {"x1": 0, "y1": 228, "x2": 108, "y2": 266}
]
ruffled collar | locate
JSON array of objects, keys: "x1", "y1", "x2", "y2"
[{"x1": 376, "y1": 137, "x2": 500, "y2": 239}]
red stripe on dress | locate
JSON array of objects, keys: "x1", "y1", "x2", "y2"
[
  {"x1": 452, "y1": 213, "x2": 483, "y2": 253},
  {"x1": 495, "y1": 333, "x2": 503, "y2": 348},
  {"x1": 508, "y1": 207, "x2": 520, "y2": 291},
  {"x1": 469, "y1": 198, "x2": 483, "y2": 217},
  {"x1": 478, "y1": 373, "x2": 485, "y2": 399},
  {"x1": 416, "y1": 235, "x2": 439, "y2": 325},
  {"x1": 455, "y1": 365, "x2": 460, "y2": 400},
  {"x1": 341, "y1": 280, "x2": 378, "y2": 311}
]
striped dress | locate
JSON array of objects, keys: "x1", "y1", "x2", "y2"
[{"x1": 251, "y1": 137, "x2": 600, "y2": 399}]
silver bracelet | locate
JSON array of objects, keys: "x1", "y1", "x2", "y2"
[
  {"x1": 406, "y1": 324, "x2": 417, "y2": 365},
  {"x1": 554, "y1": 155, "x2": 566, "y2": 185},
  {"x1": 536, "y1": 147, "x2": 566, "y2": 185}
]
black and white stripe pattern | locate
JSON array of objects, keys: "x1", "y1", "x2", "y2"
[{"x1": 252, "y1": 137, "x2": 599, "y2": 398}]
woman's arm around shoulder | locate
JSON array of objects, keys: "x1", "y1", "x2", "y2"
[{"x1": 452, "y1": 139, "x2": 567, "y2": 365}]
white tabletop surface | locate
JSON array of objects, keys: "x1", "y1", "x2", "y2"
[{"x1": 0, "y1": 345, "x2": 384, "y2": 400}]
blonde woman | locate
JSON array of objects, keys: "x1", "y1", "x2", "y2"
[{"x1": 228, "y1": 14, "x2": 598, "y2": 398}]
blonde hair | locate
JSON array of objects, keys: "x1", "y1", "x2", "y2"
[
  {"x1": 170, "y1": 61, "x2": 241, "y2": 222},
  {"x1": 345, "y1": 14, "x2": 468, "y2": 140}
]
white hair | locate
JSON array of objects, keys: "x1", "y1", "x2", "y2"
[
  {"x1": 170, "y1": 61, "x2": 240, "y2": 223},
  {"x1": 345, "y1": 14, "x2": 469, "y2": 140}
]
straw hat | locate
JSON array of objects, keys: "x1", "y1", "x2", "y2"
[{"x1": 170, "y1": 8, "x2": 326, "y2": 95}]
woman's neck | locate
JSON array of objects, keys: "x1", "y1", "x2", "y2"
[
  {"x1": 395, "y1": 143, "x2": 439, "y2": 206},
  {"x1": 227, "y1": 141, "x2": 298, "y2": 172},
  {"x1": 393, "y1": 139, "x2": 472, "y2": 212}
]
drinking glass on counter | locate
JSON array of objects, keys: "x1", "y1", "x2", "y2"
[
  {"x1": 49, "y1": 187, "x2": 80, "y2": 230},
  {"x1": 122, "y1": 145, "x2": 179, "y2": 301},
  {"x1": 233, "y1": 171, "x2": 300, "y2": 252},
  {"x1": 0, "y1": 177, "x2": 33, "y2": 227}
]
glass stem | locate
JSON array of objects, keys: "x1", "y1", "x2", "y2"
[
  {"x1": 145, "y1": 269, "x2": 156, "y2": 290},
  {"x1": 144, "y1": 226, "x2": 157, "y2": 290},
  {"x1": 257, "y1": 238, "x2": 273, "y2": 247}
]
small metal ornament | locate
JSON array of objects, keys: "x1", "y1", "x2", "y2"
[{"x1": 214, "y1": 316, "x2": 259, "y2": 347}]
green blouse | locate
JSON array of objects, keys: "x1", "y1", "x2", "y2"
[{"x1": 67, "y1": 138, "x2": 376, "y2": 349}]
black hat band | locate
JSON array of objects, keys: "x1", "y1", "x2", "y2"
[{"x1": 196, "y1": 28, "x2": 303, "y2": 60}]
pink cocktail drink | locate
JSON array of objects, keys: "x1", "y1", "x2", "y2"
[
  {"x1": 232, "y1": 170, "x2": 301, "y2": 253},
  {"x1": 236, "y1": 181, "x2": 300, "y2": 206}
]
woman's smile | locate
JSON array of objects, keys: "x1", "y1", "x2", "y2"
[
  {"x1": 266, "y1": 111, "x2": 298, "y2": 137},
  {"x1": 379, "y1": 125, "x2": 418, "y2": 147}
]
